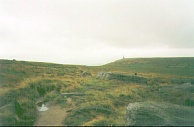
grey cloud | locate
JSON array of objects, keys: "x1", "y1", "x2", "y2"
[{"x1": 0, "y1": 0, "x2": 194, "y2": 65}]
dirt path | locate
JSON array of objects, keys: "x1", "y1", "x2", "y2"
[
  {"x1": 34, "y1": 104, "x2": 67, "y2": 126},
  {"x1": 34, "y1": 98, "x2": 75, "y2": 126}
]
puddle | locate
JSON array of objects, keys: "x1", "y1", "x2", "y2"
[{"x1": 38, "y1": 103, "x2": 49, "y2": 111}]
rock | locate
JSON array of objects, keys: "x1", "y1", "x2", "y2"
[
  {"x1": 126, "y1": 101, "x2": 194, "y2": 126},
  {"x1": 160, "y1": 82, "x2": 194, "y2": 94},
  {"x1": 0, "y1": 101, "x2": 37, "y2": 126},
  {"x1": 0, "y1": 101, "x2": 21, "y2": 126},
  {"x1": 96, "y1": 71, "x2": 147, "y2": 84},
  {"x1": 96, "y1": 71, "x2": 111, "y2": 79},
  {"x1": 81, "y1": 71, "x2": 92, "y2": 77}
]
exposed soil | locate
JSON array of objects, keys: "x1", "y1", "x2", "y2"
[{"x1": 34, "y1": 98, "x2": 75, "y2": 126}]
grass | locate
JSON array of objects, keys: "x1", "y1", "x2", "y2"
[
  {"x1": 103, "y1": 57, "x2": 194, "y2": 77},
  {"x1": 0, "y1": 57, "x2": 194, "y2": 126}
]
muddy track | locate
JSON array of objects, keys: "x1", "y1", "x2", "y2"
[{"x1": 34, "y1": 98, "x2": 75, "y2": 126}]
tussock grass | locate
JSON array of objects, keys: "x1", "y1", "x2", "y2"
[{"x1": 1, "y1": 58, "x2": 194, "y2": 126}]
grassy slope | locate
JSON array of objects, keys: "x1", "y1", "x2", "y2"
[
  {"x1": 103, "y1": 57, "x2": 194, "y2": 77},
  {"x1": 0, "y1": 57, "x2": 194, "y2": 126}
]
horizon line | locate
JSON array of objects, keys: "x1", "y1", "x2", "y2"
[{"x1": 1, "y1": 56, "x2": 194, "y2": 66}]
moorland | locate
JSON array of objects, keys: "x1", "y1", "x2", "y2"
[{"x1": 0, "y1": 57, "x2": 194, "y2": 126}]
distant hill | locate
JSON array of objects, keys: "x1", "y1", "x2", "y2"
[{"x1": 102, "y1": 57, "x2": 194, "y2": 77}]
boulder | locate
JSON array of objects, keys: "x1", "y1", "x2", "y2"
[
  {"x1": 126, "y1": 101, "x2": 194, "y2": 126},
  {"x1": 81, "y1": 71, "x2": 92, "y2": 77},
  {"x1": 0, "y1": 102, "x2": 21, "y2": 126},
  {"x1": 0, "y1": 101, "x2": 36, "y2": 126},
  {"x1": 96, "y1": 71, "x2": 111, "y2": 79},
  {"x1": 97, "y1": 71, "x2": 147, "y2": 84}
]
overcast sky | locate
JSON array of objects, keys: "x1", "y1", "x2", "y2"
[{"x1": 0, "y1": 0, "x2": 194, "y2": 65}]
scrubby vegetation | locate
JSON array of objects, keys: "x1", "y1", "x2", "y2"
[
  {"x1": 0, "y1": 79, "x2": 63, "y2": 126},
  {"x1": 0, "y1": 58, "x2": 194, "y2": 126}
]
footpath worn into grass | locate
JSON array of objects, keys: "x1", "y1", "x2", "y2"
[
  {"x1": 34, "y1": 98, "x2": 75, "y2": 126},
  {"x1": 1, "y1": 58, "x2": 194, "y2": 126}
]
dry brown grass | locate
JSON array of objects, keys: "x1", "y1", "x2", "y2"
[{"x1": 82, "y1": 115, "x2": 104, "y2": 126}]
